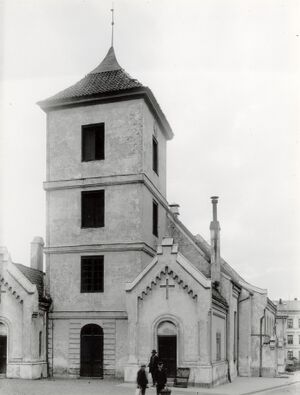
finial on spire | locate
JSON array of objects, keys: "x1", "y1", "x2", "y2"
[{"x1": 110, "y1": 3, "x2": 115, "y2": 47}]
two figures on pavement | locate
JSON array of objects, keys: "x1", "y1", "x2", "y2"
[{"x1": 136, "y1": 350, "x2": 167, "y2": 395}]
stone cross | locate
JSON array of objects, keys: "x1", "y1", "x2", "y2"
[
  {"x1": 0, "y1": 284, "x2": 6, "y2": 303},
  {"x1": 160, "y1": 278, "x2": 175, "y2": 300}
]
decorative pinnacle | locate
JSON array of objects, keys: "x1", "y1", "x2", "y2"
[{"x1": 110, "y1": 4, "x2": 115, "y2": 47}]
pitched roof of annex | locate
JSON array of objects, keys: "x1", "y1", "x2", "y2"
[
  {"x1": 38, "y1": 46, "x2": 173, "y2": 140},
  {"x1": 14, "y1": 263, "x2": 44, "y2": 300}
]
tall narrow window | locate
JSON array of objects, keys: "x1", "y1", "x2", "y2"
[
  {"x1": 152, "y1": 200, "x2": 158, "y2": 237},
  {"x1": 234, "y1": 311, "x2": 237, "y2": 362},
  {"x1": 39, "y1": 331, "x2": 42, "y2": 357},
  {"x1": 81, "y1": 190, "x2": 105, "y2": 228},
  {"x1": 287, "y1": 335, "x2": 293, "y2": 345},
  {"x1": 152, "y1": 136, "x2": 158, "y2": 175},
  {"x1": 287, "y1": 318, "x2": 293, "y2": 329},
  {"x1": 216, "y1": 332, "x2": 221, "y2": 361},
  {"x1": 287, "y1": 350, "x2": 293, "y2": 360},
  {"x1": 82, "y1": 123, "x2": 105, "y2": 161},
  {"x1": 81, "y1": 256, "x2": 104, "y2": 293}
]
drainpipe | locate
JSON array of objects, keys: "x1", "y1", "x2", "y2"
[
  {"x1": 259, "y1": 308, "x2": 266, "y2": 377},
  {"x1": 46, "y1": 310, "x2": 49, "y2": 377},
  {"x1": 237, "y1": 294, "x2": 252, "y2": 375}
]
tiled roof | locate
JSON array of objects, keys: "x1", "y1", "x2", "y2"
[
  {"x1": 276, "y1": 299, "x2": 300, "y2": 311},
  {"x1": 40, "y1": 46, "x2": 143, "y2": 105},
  {"x1": 38, "y1": 46, "x2": 174, "y2": 140},
  {"x1": 14, "y1": 263, "x2": 44, "y2": 300}
]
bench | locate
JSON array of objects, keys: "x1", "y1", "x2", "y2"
[{"x1": 173, "y1": 367, "x2": 190, "y2": 388}]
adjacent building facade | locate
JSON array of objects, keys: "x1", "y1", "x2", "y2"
[
  {"x1": 0, "y1": 239, "x2": 50, "y2": 378},
  {"x1": 276, "y1": 299, "x2": 300, "y2": 363}
]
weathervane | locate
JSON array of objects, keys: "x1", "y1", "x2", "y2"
[{"x1": 110, "y1": 3, "x2": 115, "y2": 47}]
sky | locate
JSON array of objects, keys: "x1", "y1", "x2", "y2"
[{"x1": 0, "y1": 0, "x2": 299, "y2": 300}]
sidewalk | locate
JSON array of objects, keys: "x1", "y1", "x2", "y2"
[
  {"x1": 0, "y1": 372, "x2": 299, "y2": 395},
  {"x1": 119, "y1": 371, "x2": 300, "y2": 395}
]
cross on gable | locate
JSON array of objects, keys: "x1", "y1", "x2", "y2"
[
  {"x1": 160, "y1": 278, "x2": 175, "y2": 300},
  {"x1": 0, "y1": 284, "x2": 6, "y2": 303}
]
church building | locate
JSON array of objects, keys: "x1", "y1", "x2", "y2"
[
  {"x1": 36, "y1": 44, "x2": 284, "y2": 386},
  {"x1": 0, "y1": 41, "x2": 285, "y2": 386}
]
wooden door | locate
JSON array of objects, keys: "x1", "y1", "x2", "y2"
[
  {"x1": 158, "y1": 335, "x2": 177, "y2": 377},
  {"x1": 0, "y1": 336, "x2": 7, "y2": 374},
  {"x1": 80, "y1": 325, "x2": 103, "y2": 377}
]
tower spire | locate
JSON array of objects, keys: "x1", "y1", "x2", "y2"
[{"x1": 110, "y1": 4, "x2": 115, "y2": 47}]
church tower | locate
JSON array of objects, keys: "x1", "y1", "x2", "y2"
[{"x1": 38, "y1": 45, "x2": 173, "y2": 377}]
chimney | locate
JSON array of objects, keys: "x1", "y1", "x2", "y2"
[
  {"x1": 210, "y1": 196, "x2": 221, "y2": 286},
  {"x1": 30, "y1": 236, "x2": 44, "y2": 272},
  {"x1": 169, "y1": 203, "x2": 180, "y2": 218}
]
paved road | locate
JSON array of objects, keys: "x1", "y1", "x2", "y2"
[
  {"x1": 0, "y1": 379, "x2": 299, "y2": 395},
  {"x1": 259, "y1": 382, "x2": 300, "y2": 395}
]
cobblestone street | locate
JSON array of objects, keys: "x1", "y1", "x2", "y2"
[{"x1": 0, "y1": 373, "x2": 300, "y2": 395}]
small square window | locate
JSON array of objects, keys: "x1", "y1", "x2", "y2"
[
  {"x1": 81, "y1": 190, "x2": 105, "y2": 228},
  {"x1": 82, "y1": 123, "x2": 105, "y2": 162},
  {"x1": 81, "y1": 256, "x2": 104, "y2": 293}
]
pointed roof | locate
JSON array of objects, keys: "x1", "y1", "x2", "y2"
[
  {"x1": 89, "y1": 46, "x2": 122, "y2": 73},
  {"x1": 38, "y1": 46, "x2": 173, "y2": 140}
]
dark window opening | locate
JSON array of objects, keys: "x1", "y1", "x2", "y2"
[
  {"x1": 82, "y1": 123, "x2": 105, "y2": 162},
  {"x1": 152, "y1": 136, "x2": 158, "y2": 175},
  {"x1": 81, "y1": 190, "x2": 105, "y2": 228},
  {"x1": 81, "y1": 256, "x2": 104, "y2": 293},
  {"x1": 153, "y1": 200, "x2": 158, "y2": 237},
  {"x1": 216, "y1": 332, "x2": 221, "y2": 361},
  {"x1": 234, "y1": 311, "x2": 237, "y2": 362},
  {"x1": 39, "y1": 331, "x2": 42, "y2": 357}
]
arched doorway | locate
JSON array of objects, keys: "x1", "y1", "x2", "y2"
[
  {"x1": 0, "y1": 322, "x2": 7, "y2": 375},
  {"x1": 80, "y1": 324, "x2": 103, "y2": 378},
  {"x1": 157, "y1": 321, "x2": 177, "y2": 377}
]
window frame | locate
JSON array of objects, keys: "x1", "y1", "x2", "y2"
[
  {"x1": 81, "y1": 190, "x2": 105, "y2": 228},
  {"x1": 152, "y1": 200, "x2": 158, "y2": 237},
  {"x1": 81, "y1": 255, "x2": 104, "y2": 293},
  {"x1": 287, "y1": 318, "x2": 293, "y2": 329},
  {"x1": 287, "y1": 335, "x2": 294, "y2": 345},
  {"x1": 216, "y1": 332, "x2": 221, "y2": 361},
  {"x1": 287, "y1": 350, "x2": 293, "y2": 360},
  {"x1": 152, "y1": 136, "x2": 159, "y2": 175},
  {"x1": 82, "y1": 122, "x2": 105, "y2": 162}
]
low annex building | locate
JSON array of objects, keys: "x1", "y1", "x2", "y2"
[
  {"x1": 0, "y1": 238, "x2": 50, "y2": 378},
  {"x1": 0, "y1": 43, "x2": 286, "y2": 386}
]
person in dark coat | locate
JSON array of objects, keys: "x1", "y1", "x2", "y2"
[
  {"x1": 148, "y1": 349, "x2": 159, "y2": 386},
  {"x1": 156, "y1": 362, "x2": 167, "y2": 395},
  {"x1": 136, "y1": 364, "x2": 148, "y2": 395}
]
